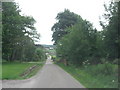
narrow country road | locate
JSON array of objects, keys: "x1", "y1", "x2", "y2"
[{"x1": 2, "y1": 56, "x2": 85, "y2": 88}]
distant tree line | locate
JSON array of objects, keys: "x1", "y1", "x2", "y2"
[
  {"x1": 52, "y1": 1, "x2": 119, "y2": 66},
  {"x1": 2, "y1": 2, "x2": 46, "y2": 62}
]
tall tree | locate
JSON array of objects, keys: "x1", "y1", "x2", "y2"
[
  {"x1": 56, "y1": 20, "x2": 98, "y2": 65},
  {"x1": 2, "y1": 2, "x2": 40, "y2": 61},
  {"x1": 51, "y1": 9, "x2": 82, "y2": 44},
  {"x1": 0, "y1": 2, "x2": 2, "y2": 61},
  {"x1": 100, "y1": 1, "x2": 119, "y2": 60}
]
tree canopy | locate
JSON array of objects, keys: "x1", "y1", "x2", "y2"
[
  {"x1": 52, "y1": 1, "x2": 119, "y2": 66},
  {"x1": 2, "y1": 2, "x2": 44, "y2": 62},
  {"x1": 51, "y1": 9, "x2": 82, "y2": 44}
]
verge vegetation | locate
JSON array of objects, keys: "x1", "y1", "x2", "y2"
[
  {"x1": 2, "y1": 61, "x2": 45, "y2": 80},
  {"x1": 57, "y1": 63, "x2": 118, "y2": 88}
]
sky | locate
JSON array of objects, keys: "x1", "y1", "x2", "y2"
[{"x1": 14, "y1": 0, "x2": 111, "y2": 45}]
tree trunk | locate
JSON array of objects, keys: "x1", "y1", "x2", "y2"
[{"x1": 10, "y1": 49, "x2": 16, "y2": 61}]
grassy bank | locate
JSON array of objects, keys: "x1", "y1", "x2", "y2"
[
  {"x1": 1, "y1": 61, "x2": 45, "y2": 80},
  {"x1": 0, "y1": 63, "x2": 1, "y2": 79},
  {"x1": 57, "y1": 63, "x2": 118, "y2": 88}
]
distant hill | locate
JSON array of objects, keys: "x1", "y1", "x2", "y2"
[
  {"x1": 35, "y1": 44, "x2": 55, "y2": 49},
  {"x1": 41, "y1": 44, "x2": 55, "y2": 48}
]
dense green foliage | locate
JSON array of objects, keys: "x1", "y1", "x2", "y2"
[
  {"x1": 56, "y1": 21, "x2": 100, "y2": 65},
  {"x1": 58, "y1": 63, "x2": 118, "y2": 88},
  {"x1": 0, "y1": 2, "x2": 2, "y2": 61},
  {"x1": 34, "y1": 47, "x2": 47, "y2": 61},
  {"x1": 53, "y1": 1, "x2": 119, "y2": 66},
  {"x1": 2, "y1": 2, "x2": 45, "y2": 62},
  {"x1": 51, "y1": 9, "x2": 82, "y2": 44},
  {"x1": 100, "y1": 2, "x2": 119, "y2": 61}
]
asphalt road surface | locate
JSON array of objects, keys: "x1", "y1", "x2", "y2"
[{"x1": 2, "y1": 56, "x2": 85, "y2": 88}]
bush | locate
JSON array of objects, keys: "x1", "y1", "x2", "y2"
[
  {"x1": 34, "y1": 48, "x2": 46, "y2": 61},
  {"x1": 58, "y1": 63, "x2": 118, "y2": 88},
  {"x1": 51, "y1": 56, "x2": 56, "y2": 61},
  {"x1": 83, "y1": 63, "x2": 118, "y2": 76}
]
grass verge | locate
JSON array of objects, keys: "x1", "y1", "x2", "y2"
[
  {"x1": 1, "y1": 61, "x2": 45, "y2": 80},
  {"x1": 57, "y1": 63, "x2": 118, "y2": 88}
]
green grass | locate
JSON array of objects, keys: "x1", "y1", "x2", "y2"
[
  {"x1": 1, "y1": 62, "x2": 44, "y2": 80},
  {"x1": 22, "y1": 62, "x2": 44, "y2": 79},
  {"x1": 57, "y1": 63, "x2": 118, "y2": 88},
  {"x1": 0, "y1": 63, "x2": 1, "y2": 79}
]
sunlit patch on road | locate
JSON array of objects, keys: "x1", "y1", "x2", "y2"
[{"x1": 45, "y1": 56, "x2": 53, "y2": 64}]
